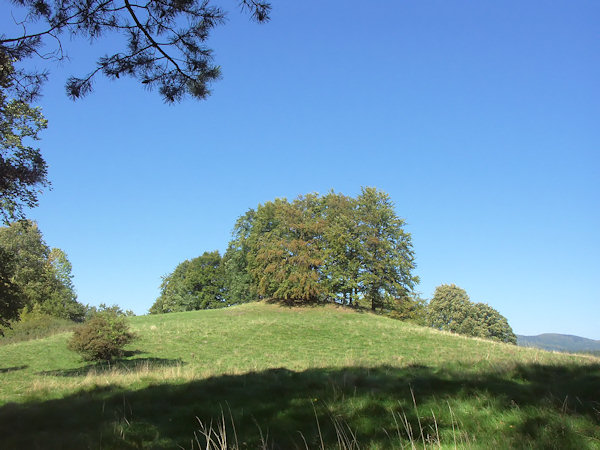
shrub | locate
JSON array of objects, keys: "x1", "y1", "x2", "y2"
[
  {"x1": 428, "y1": 284, "x2": 516, "y2": 344},
  {"x1": 68, "y1": 308, "x2": 135, "y2": 361},
  {"x1": 0, "y1": 307, "x2": 78, "y2": 345}
]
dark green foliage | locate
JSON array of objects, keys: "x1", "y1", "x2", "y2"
[
  {"x1": 1, "y1": 0, "x2": 271, "y2": 103},
  {"x1": 150, "y1": 251, "x2": 226, "y2": 313},
  {"x1": 354, "y1": 188, "x2": 418, "y2": 311},
  {"x1": 67, "y1": 307, "x2": 135, "y2": 361},
  {"x1": 0, "y1": 309, "x2": 77, "y2": 344},
  {"x1": 223, "y1": 210, "x2": 256, "y2": 305},
  {"x1": 320, "y1": 191, "x2": 361, "y2": 305},
  {"x1": 387, "y1": 293, "x2": 428, "y2": 325},
  {"x1": 85, "y1": 303, "x2": 135, "y2": 320},
  {"x1": 0, "y1": 247, "x2": 22, "y2": 334},
  {"x1": 0, "y1": 52, "x2": 49, "y2": 222},
  {"x1": 0, "y1": 220, "x2": 85, "y2": 322},
  {"x1": 469, "y1": 302, "x2": 517, "y2": 345},
  {"x1": 428, "y1": 284, "x2": 473, "y2": 334},
  {"x1": 247, "y1": 195, "x2": 326, "y2": 303},
  {"x1": 157, "y1": 188, "x2": 418, "y2": 315},
  {"x1": 231, "y1": 188, "x2": 418, "y2": 311},
  {"x1": 428, "y1": 284, "x2": 517, "y2": 344}
]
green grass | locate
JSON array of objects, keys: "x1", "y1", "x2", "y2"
[{"x1": 0, "y1": 302, "x2": 598, "y2": 448}]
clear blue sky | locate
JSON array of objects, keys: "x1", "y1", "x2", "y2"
[{"x1": 2, "y1": 1, "x2": 599, "y2": 339}]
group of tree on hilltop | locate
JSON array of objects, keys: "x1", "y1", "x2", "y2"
[
  {"x1": 150, "y1": 188, "x2": 516, "y2": 344},
  {"x1": 151, "y1": 188, "x2": 418, "y2": 315}
]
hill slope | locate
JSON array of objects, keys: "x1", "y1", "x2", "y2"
[
  {"x1": 518, "y1": 333, "x2": 600, "y2": 353},
  {"x1": 0, "y1": 302, "x2": 598, "y2": 449}
]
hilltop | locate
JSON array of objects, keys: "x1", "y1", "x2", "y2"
[{"x1": 0, "y1": 302, "x2": 598, "y2": 448}]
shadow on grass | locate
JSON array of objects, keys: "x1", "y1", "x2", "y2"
[
  {"x1": 37, "y1": 357, "x2": 185, "y2": 377},
  {"x1": 0, "y1": 365, "x2": 28, "y2": 373},
  {"x1": 1, "y1": 362, "x2": 599, "y2": 449},
  {"x1": 265, "y1": 297, "x2": 370, "y2": 313}
]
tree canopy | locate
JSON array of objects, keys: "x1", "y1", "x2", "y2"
[
  {"x1": 0, "y1": 53, "x2": 49, "y2": 222},
  {"x1": 1, "y1": 0, "x2": 272, "y2": 103},
  {"x1": 150, "y1": 190, "x2": 516, "y2": 343},
  {"x1": 428, "y1": 284, "x2": 516, "y2": 344},
  {"x1": 0, "y1": 220, "x2": 85, "y2": 326},
  {"x1": 150, "y1": 250, "x2": 226, "y2": 313},
  {"x1": 0, "y1": 245, "x2": 23, "y2": 333},
  {"x1": 152, "y1": 188, "x2": 419, "y2": 314},
  {"x1": 241, "y1": 189, "x2": 418, "y2": 310}
]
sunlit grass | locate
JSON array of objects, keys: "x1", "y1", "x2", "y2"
[{"x1": 0, "y1": 302, "x2": 598, "y2": 448}]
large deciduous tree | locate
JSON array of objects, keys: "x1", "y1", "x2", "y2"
[
  {"x1": 1, "y1": 0, "x2": 272, "y2": 103},
  {"x1": 355, "y1": 187, "x2": 418, "y2": 311},
  {"x1": 247, "y1": 195, "x2": 326, "y2": 303},
  {"x1": 155, "y1": 189, "x2": 419, "y2": 315},
  {"x1": 0, "y1": 246, "x2": 23, "y2": 333},
  {"x1": 150, "y1": 250, "x2": 226, "y2": 313},
  {"x1": 0, "y1": 220, "x2": 85, "y2": 325},
  {"x1": 320, "y1": 191, "x2": 361, "y2": 305},
  {"x1": 239, "y1": 188, "x2": 418, "y2": 309}
]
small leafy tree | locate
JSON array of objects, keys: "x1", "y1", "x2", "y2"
[
  {"x1": 428, "y1": 284, "x2": 516, "y2": 344},
  {"x1": 469, "y1": 302, "x2": 517, "y2": 344},
  {"x1": 388, "y1": 292, "x2": 428, "y2": 325},
  {"x1": 428, "y1": 284, "x2": 473, "y2": 334},
  {"x1": 68, "y1": 307, "x2": 135, "y2": 361}
]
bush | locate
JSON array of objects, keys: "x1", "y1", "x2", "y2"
[
  {"x1": 67, "y1": 308, "x2": 135, "y2": 361},
  {"x1": 0, "y1": 308, "x2": 78, "y2": 345},
  {"x1": 428, "y1": 284, "x2": 516, "y2": 344}
]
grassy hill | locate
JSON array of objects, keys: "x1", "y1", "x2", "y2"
[
  {"x1": 0, "y1": 302, "x2": 599, "y2": 449},
  {"x1": 518, "y1": 333, "x2": 600, "y2": 354}
]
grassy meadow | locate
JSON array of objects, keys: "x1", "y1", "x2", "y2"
[{"x1": 0, "y1": 302, "x2": 599, "y2": 448}]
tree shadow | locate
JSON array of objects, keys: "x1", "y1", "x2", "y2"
[
  {"x1": 0, "y1": 362, "x2": 598, "y2": 449},
  {"x1": 265, "y1": 297, "x2": 369, "y2": 313},
  {"x1": 0, "y1": 365, "x2": 27, "y2": 373},
  {"x1": 37, "y1": 357, "x2": 185, "y2": 377}
]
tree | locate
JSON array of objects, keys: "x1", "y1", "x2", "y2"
[
  {"x1": 229, "y1": 189, "x2": 419, "y2": 309},
  {"x1": 355, "y1": 187, "x2": 418, "y2": 311},
  {"x1": 0, "y1": 246, "x2": 23, "y2": 334},
  {"x1": 246, "y1": 195, "x2": 326, "y2": 303},
  {"x1": 428, "y1": 284, "x2": 516, "y2": 344},
  {"x1": 150, "y1": 250, "x2": 225, "y2": 313},
  {"x1": 0, "y1": 220, "x2": 85, "y2": 321},
  {"x1": 1, "y1": 0, "x2": 272, "y2": 103},
  {"x1": 320, "y1": 191, "x2": 361, "y2": 305},
  {"x1": 0, "y1": 52, "x2": 49, "y2": 223},
  {"x1": 388, "y1": 292, "x2": 427, "y2": 325},
  {"x1": 223, "y1": 209, "x2": 256, "y2": 305},
  {"x1": 428, "y1": 284, "x2": 473, "y2": 334},
  {"x1": 469, "y1": 302, "x2": 517, "y2": 344},
  {"x1": 42, "y1": 247, "x2": 86, "y2": 321}
]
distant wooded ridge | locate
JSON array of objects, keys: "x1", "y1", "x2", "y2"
[{"x1": 517, "y1": 333, "x2": 600, "y2": 354}]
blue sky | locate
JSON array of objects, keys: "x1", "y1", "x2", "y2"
[{"x1": 2, "y1": 1, "x2": 599, "y2": 339}]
